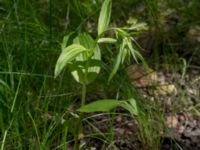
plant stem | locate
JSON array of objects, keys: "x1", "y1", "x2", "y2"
[
  {"x1": 81, "y1": 84, "x2": 86, "y2": 106},
  {"x1": 74, "y1": 83, "x2": 87, "y2": 150}
]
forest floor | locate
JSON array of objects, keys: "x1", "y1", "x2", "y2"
[{"x1": 78, "y1": 66, "x2": 200, "y2": 150}]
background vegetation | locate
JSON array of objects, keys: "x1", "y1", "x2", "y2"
[{"x1": 0, "y1": 0, "x2": 199, "y2": 149}]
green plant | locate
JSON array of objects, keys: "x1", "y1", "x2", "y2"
[
  {"x1": 136, "y1": 107, "x2": 163, "y2": 150},
  {"x1": 54, "y1": 0, "x2": 147, "y2": 149},
  {"x1": 118, "y1": 81, "x2": 164, "y2": 150}
]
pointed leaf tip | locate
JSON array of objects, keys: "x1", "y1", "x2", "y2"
[
  {"x1": 54, "y1": 44, "x2": 88, "y2": 77},
  {"x1": 98, "y1": 0, "x2": 112, "y2": 36}
]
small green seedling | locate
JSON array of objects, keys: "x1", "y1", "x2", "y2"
[{"x1": 54, "y1": 0, "x2": 147, "y2": 149}]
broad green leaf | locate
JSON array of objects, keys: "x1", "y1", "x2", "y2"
[
  {"x1": 54, "y1": 44, "x2": 88, "y2": 78},
  {"x1": 74, "y1": 33, "x2": 95, "y2": 49},
  {"x1": 87, "y1": 46, "x2": 101, "y2": 82},
  {"x1": 69, "y1": 59, "x2": 101, "y2": 84},
  {"x1": 61, "y1": 32, "x2": 74, "y2": 50},
  {"x1": 98, "y1": 0, "x2": 112, "y2": 36},
  {"x1": 71, "y1": 33, "x2": 101, "y2": 84},
  {"x1": 108, "y1": 40, "x2": 125, "y2": 81},
  {"x1": 77, "y1": 100, "x2": 122, "y2": 112},
  {"x1": 97, "y1": 37, "x2": 117, "y2": 44}
]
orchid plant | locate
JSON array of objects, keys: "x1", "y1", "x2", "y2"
[{"x1": 54, "y1": 0, "x2": 147, "y2": 149}]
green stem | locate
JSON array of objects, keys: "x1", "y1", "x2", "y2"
[
  {"x1": 74, "y1": 58, "x2": 89, "y2": 150},
  {"x1": 74, "y1": 83, "x2": 87, "y2": 150},
  {"x1": 81, "y1": 84, "x2": 86, "y2": 106}
]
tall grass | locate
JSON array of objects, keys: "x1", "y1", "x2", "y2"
[{"x1": 0, "y1": 0, "x2": 70, "y2": 149}]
